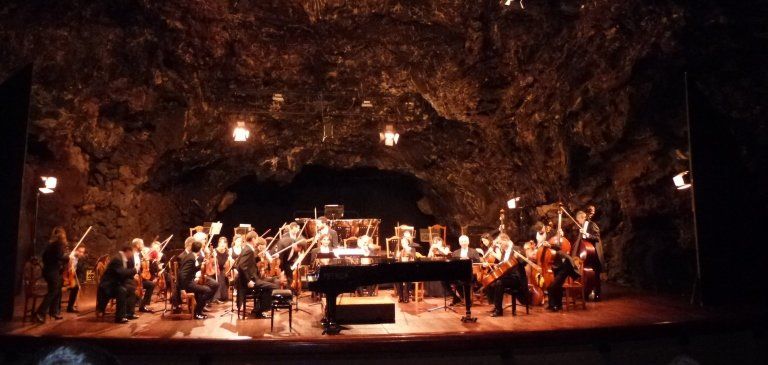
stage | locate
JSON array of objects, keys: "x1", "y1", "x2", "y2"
[{"x1": 1, "y1": 284, "x2": 764, "y2": 364}]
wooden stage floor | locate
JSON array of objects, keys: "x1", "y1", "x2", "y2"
[{"x1": 3, "y1": 284, "x2": 711, "y2": 340}]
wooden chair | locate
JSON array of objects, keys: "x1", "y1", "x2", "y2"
[
  {"x1": 412, "y1": 282, "x2": 425, "y2": 302},
  {"x1": 22, "y1": 258, "x2": 46, "y2": 322},
  {"x1": 563, "y1": 277, "x2": 587, "y2": 310},
  {"x1": 426, "y1": 224, "x2": 447, "y2": 244},
  {"x1": 162, "y1": 260, "x2": 196, "y2": 318}
]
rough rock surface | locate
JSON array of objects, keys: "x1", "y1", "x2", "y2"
[{"x1": 2, "y1": 0, "x2": 765, "y2": 292}]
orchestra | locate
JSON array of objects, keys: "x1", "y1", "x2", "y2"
[{"x1": 32, "y1": 202, "x2": 606, "y2": 326}]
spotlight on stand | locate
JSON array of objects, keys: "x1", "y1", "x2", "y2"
[
  {"x1": 379, "y1": 124, "x2": 400, "y2": 146},
  {"x1": 39, "y1": 176, "x2": 57, "y2": 194},
  {"x1": 233, "y1": 122, "x2": 250, "y2": 142},
  {"x1": 506, "y1": 196, "x2": 521, "y2": 209},
  {"x1": 673, "y1": 171, "x2": 692, "y2": 190}
]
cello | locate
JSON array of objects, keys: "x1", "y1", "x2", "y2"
[{"x1": 534, "y1": 206, "x2": 571, "y2": 290}]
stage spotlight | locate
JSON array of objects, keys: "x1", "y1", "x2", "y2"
[
  {"x1": 272, "y1": 93, "x2": 284, "y2": 103},
  {"x1": 507, "y1": 196, "x2": 521, "y2": 209},
  {"x1": 673, "y1": 171, "x2": 692, "y2": 190},
  {"x1": 361, "y1": 100, "x2": 373, "y2": 108},
  {"x1": 379, "y1": 124, "x2": 400, "y2": 146},
  {"x1": 39, "y1": 176, "x2": 57, "y2": 194},
  {"x1": 233, "y1": 122, "x2": 250, "y2": 142}
]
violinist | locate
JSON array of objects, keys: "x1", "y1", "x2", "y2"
[
  {"x1": 444, "y1": 235, "x2": 481, "y2": 305},
  {"x1": 427, "y1": 236, "x2": 450, "y2": 258},
  {"x1": 149, "y1": 241, "x2": 171, "y2": 295},
  {"x1": 97, "y1": 245, "x2": 139, "y2": 323},
  {"x1": 131, "y1": 239, "x2": 156, "y2": 313},
  {"x1": 237, "y1": 232, "x2": 278, "y2": 319},
  {"x1": 177, "y1": 237, "x2": 212, "y2": 319},
  {"x1": 395, "y1": 233, "x2": 418, "y2": 303},
  {"x1": 214, "y1": 237, "x2": 230, "y2": 302},
  {"x1": 571, "y1": 209, "x2": 603, "y2": 301},
  {"x1": 310, "y1": 234, "x2": 334, "y2": 265},
  {"x1": 192, "y1": 232, "x2": 220, "y2": 309},
  {"x1": 34, "y1": 227, "x2": 69, "y2": 323},
  {"x1": 357, "y1": 235, "x2": 378, "y2": 256},
  {"x1": 65, "y1": 245, "x2": 86, "y2": 313},
  {"x1": 315, "y1": 217, "x2": 339, "y2": 247},
  {"x1": 276, "y1": 223, "x2": 303, "y2": 287},
  {"x1": 489, "y1": 234, "x2": 528, "y2": 317}
]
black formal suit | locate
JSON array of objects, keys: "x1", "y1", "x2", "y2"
[
  {"x1": 177, "y1": 251, "x2": 212, "y2": 315},
  {"x1": 275, "y1": 234, "x2": 304, "y2": 286},
  {"x1": 546, "y1": 237, "x2": 581, "y2": 309},
  {"x1": 37, "y1": 242, "x2": 68, "y2": 317},
  {"x1": 66, "y1": 259, "x2": 86, "y2": 312},
  {"x1": 491, "y1": 246, "x2": 529, "y2": 314},
  {"x1": 97, "y1": 253, "x2": 137, "y2": 321},
  {"x1": 235, "y1": 244, "x2": 278, "y2": 314}
]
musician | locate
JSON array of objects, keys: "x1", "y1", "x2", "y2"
[
  {"x1": 396, "y1": 235, "x2": 417, "y2": 303},
  {"x1": 132, "y1": 239, "x2": 155, "y2": 313},
  {"x1": 96, "y1": 245, "x2": 139, "y2": 323},
  {"x1": 356, "y1": 235, "x2": 378, "y2": 256},
  {"x1": 476, "y1": 233, "x2": 499, "y2": 258},
  {"x1": 310, "y1": 234, "x2": 334, "y2": 266},
  {"x1": 445, "y1": 235, "x2": 481, "y2": 305},
  {"x1": 542, "y1": 228, "x2": 581, "y2": 311},
  {"x1": 237, "y1": 231, "x2": 278, "y2": 318},
  {"x1": 428, "y1": 236, "x2": 450, "y2": 258},
  {"x1": 489, "y1": 234, "x2": 528, "y2": 317},
  {"x1": 149, "y1": 241, "x2": 172, "y2": 296},
  {"x1": 65, "y1": 245, "x2": 87, "y2": 313},
  {"x1": 572, "y1": 209, "x2": 603, "y2": 301},
  {"x1": 177, "y1": 237, "x2": 213, "y2": 319},
  {"x1": 214, "y1": 237, "x2": 230, "y2": 302},
  {"x1": 35, "y1": 227, "x2": 69, "y2": 323},
  {"x1": 315, "y1": 217, "x2": 339, "y2": 247},
  {"x1": 193, "y1": 232, "x2": 220, "y2": 308},
  {"x1": 276, "y1": 223, "x2": 303, "y2": 287}
]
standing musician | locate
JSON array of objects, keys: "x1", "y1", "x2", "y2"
[
  {"x1": 132, "y1": 239, "x2": 155, "y2": 313},
  {"x1": 177, "y1": 237, "x2": 213, "y2": 319},
  {"x1": 571, "y1": 208, "x2": 603, "y2": 301},
  {"x1": 96, "y1": 245, "x2": 139, "y2": 323},
  {"x1": 427, "y1": 236, "x2": 450, "y2": 258},
  {"x1": 236, "y1": 231, "x2": 278, "y2": 319},
  {"x1": 65, "y1": 245, "x2": 87, "y2": 313},
  {"x1": 444, "y1": 235, "x2": 481, "y2": 305},
  {"x1": 214, "y1": 237, "x2": 230, "y2": 302},
  {"x1": 35, "y1": 227, "x2": 69, "y2": 322},
  {"x1": 276, "y1": 222, "x2": 304, "y2": 287},
  {"x1": 489, "y1": 234, "x2": 528, "y2": 317},
  {"x1": 315, "y1": 217, "x2": 339, "y2": 247}
]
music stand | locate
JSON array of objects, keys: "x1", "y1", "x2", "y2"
[{"x1": 324, "y1": 205, "x2": 344, "y2": 220}]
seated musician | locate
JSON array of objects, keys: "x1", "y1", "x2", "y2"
[
  {"x1": 445, "y1": 235, "x2": 481, "y2": 305},
  {"x1": 476, "y1": 233, "x2": 498, "y2": 258},
  {"x1": 489, "y1": 234, "x2": 528, "y2": 317},
  {"x1": 395, "y1": 235, "x2": 418, "y2": 303},
  {"x1": 315, "y1": 217, "x2": 339, "y2": 247},
  {"x1": 543, "y1": 230, "x2": 580, "y2": 312},
  {"x1": 192, "y1": 232, "x2": 220, "y2": 308},
  {"x1": 428, "y1": 236, "x2": 450, "y2": 258},
  {"x1": 356, "y1": 235, "x2": 379, "y2": 257},
  {"x1": 310, "y1": 234, "x2": 334, "y2": 265},
  {"x1": 96, "y1": 245, "x2": 139, "y2": 323},
  {"x1": 132, "y1": 239, "x2": 155, "y2": 313},
  {"x1": 177, "y1": 237, "x2": 213, "y2": 319},
  {"x1": 237, "y1": 231, "x2": 279, "y2": 319},
  {"x1": 149, "y1": 240, "x2": 172, "y2": 298}
]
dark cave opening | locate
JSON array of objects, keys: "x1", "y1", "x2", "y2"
[{"x1": 216, "y1": 165, "x2": 437, "y2": 245}]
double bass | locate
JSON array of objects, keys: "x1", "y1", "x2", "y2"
[
  {"x1": 534, "y1": 206, "x2": 571, "y2": 291},
  {"x1": 563, "y1": 207, "x2": 600, "y2": 298}
]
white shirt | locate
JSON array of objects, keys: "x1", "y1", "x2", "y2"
[
  {"x1": 133, "y1": 252, "x2": 141, "y2": 271},
  {"x1": 119, "y1": 252, "x2": 128, "y2": 269},
  {"x1": 536, "y1": 231, "x2": 547, "y2": 244},
  {"x1": 459, "y1": 248, "x2": 469, "y2": 259},
  {"x1": 503, "y1": 247, "x2": 513, "y2": 262}
]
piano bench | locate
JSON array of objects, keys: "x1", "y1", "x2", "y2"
[{"x1": 270, "y1": 289, "x2": 293, "y2": 331}]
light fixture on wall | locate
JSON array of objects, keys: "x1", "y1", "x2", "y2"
[
  {"x1": 379, "y1": 124, "x2": 400, "y2": 146},
  {"x1": 272, "y1": 93, "x2": 284, "y2": 103},
  {"x1": 233, "y1": 122, "x2": 250, "y2": 142},
  {"x1": 673, "y1": 171, "x2": 692, "y2": 190},
  {"x1": 38, "y1": 176, "x2": 57, "y2": 194},
  {"x1": 361, "y1": 100, "x2": 373, "y2": 108},
  {"x1": 506, "y1": 196, "x2": 521, "y2": 209}
]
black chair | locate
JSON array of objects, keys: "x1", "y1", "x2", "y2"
[
  {"x1": 270, "y1": 289, "x2": 293, "y2": 331},
  {"x1": 237, "y1": 287, "x2": 266, "y2": 320},
  {"x1": 502, "y1": 287, "x2": 530, "y2": 316}
]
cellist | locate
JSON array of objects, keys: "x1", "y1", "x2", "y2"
[{"x1": 489, "y1": 234, "x2": 528, "y2": 317}]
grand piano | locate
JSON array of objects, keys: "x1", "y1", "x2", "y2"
[{"x1": 306, "y1": 258, "x2": 477, "y2": 334}]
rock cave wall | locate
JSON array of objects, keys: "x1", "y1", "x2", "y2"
[{"x1": 2, "y1": 0, "x2": 765, "y2": 293}]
